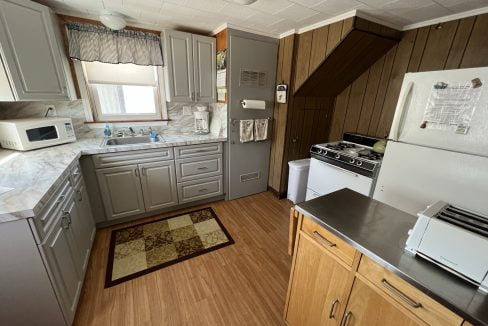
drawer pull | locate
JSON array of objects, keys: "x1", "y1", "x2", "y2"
[
  {"x1": 76, "y1": 190, "x2": 82, "y2": 202},
  {"x1": 312, "y1": 231, "x2": 336, "y2": 247},
  {"x1": 197, "y1": 167, "x2": 208, "y2": 170},
  {"x1": 381, "y1": 278, "x2": 422, "y2": 308},
  {"x1": 340, "y1": 311, "x2": 352, "y2": 326},
  {"x1": 199, "y1": 188, "x2": 208, "y2": 192},
  {"x1": 328, "y1": 299, "x2": 339, "y2": 319}
]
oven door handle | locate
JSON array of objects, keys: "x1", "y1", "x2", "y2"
[{"x1": 325, "y1": 162, "x2": 359, "y2": 177}]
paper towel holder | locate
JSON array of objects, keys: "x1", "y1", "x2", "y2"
[{"x1": 240, "y1": 99, "x2": 266, "y2": 110}]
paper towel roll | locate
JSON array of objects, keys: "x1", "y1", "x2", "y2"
[{"x1": 241, "y1": 99, "x2": 266, "y2": 110}]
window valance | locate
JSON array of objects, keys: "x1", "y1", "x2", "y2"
[{"x1": 66, "y1": 23, "x2": 163, "y2": 66}]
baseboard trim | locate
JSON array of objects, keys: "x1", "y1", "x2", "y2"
[{"x1": 268, "y1": 186, "x2": 287, "y2": 199}]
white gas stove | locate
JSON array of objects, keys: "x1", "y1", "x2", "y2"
[{"x1": 306, "y1": 133, "x2": 383, "y2": 200}]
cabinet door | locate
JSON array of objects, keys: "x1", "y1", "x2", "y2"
[
  {"x1": 341, "y1": 278, "x2": 422, "y2": 326},
  {"x1": 0, "y1": 0, "x2": 73, "y2": 100},
  {"x1": 74, "y1": 182, "x2": 96, "y2": 271},
  {"x1": 139, "y1": 161, "x2": 178, "y2": 212},
  {"x1": 192, "y1": 34, "x2": 216, "y2": 103},
  {"x1": 41, "y1": 214, "x2": 82, "y2": 324},
  {"x1": 96, "y1": 165, "x2": 145, "y2": 220},
  {"x1": 286, "y1": 232, "x2": 352, "y2": 326},
  {"x1": 164, "y1": 30, "x2": 194, "y2": 102}
]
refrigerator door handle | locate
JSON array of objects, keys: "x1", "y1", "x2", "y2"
[{"x1": 391, "y1": 81, "x2": 414, "y2": 141}]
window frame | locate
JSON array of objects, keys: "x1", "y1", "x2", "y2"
[{"x1": 78, "y1": 61, "x2": 168, "y2": 123}]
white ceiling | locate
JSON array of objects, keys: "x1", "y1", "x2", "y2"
[{"x1": 37, "y1": 0, "x2": 488, "y2": 37}]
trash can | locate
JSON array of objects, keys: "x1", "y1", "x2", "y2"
[{"x1": 287, "y1": 159, "x2": 310, "y2": 204}]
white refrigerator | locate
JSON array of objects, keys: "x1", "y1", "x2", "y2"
[{"x1": 373, "y1": 67, "x2": 488, "y2": 216}]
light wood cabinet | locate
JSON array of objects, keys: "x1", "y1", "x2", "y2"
[
  {"x1": 285, "y1": 232, "x2": 353, "y2": 326},
  {"x1": 0, "y1": 0, "x2": 75, "y2": 101},
  {"x1": 286, "y1": 211, "x2": 464, "y2": 326},
  {"x1": 96, "y1": 165, "x2": 146, "y2": 220},
  {"x1": 342, "y1": 278, "x2": 422, "y2": 326},
  {"x1": 139, "y1": 161, "x2": 178, "y2": 212},
  {"x1": 164, "y1": 30, "x2": 216, "y2": 103}
]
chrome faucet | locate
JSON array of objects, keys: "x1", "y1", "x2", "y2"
[{"x1": 128, "y1": 127, "x2": 135, "y2": 136}]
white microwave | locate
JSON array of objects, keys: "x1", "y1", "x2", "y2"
[{"x1": 0, "y1": 118, "x2": 76, "y2": 151}]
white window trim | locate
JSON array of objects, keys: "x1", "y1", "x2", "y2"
[{"x1": 73, "y1": 61, "x2": 169, "y2": 124}]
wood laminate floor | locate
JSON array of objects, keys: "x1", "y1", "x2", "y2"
[{"x1": 74, "y1": 192, "x2": 293, "y2": 326}]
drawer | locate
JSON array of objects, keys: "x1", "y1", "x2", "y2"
[
  {"x1": 93, "y1": 148, "x2": 174, "y2": 169},
  {"x1": 33, "y1": 177, "x2": 73, "y2": 240},
  {"x1": 174, "y1": 143, "x2": 222, "y2": 159},
  {"x1": 358, "y1": 255, "x2": 463, "y2": 326},
  {"x1": 177, "y1": 176, "x2": 223, "y2": 204},
  {"x1": 70, "y1": 163, "x2": 82, "y2": 186},
  {"x1": 301, "y1": 217, "x2": 356, "y2": 266},
  {"x1": 175, "y1": 154, "x2": 222, "y2": 182}
]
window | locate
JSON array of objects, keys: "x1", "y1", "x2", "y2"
[{"x1": 82, "y1": 61, "x2": 165, "y2": 121}]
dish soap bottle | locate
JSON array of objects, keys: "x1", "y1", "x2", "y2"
[{"x1": 103, "y1": 123, "x2": 112, "y2": 137}]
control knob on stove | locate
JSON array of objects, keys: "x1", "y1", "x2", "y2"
[
  {"x1": 349, "y1": 159, "x2": 355, "y2": 164},
  {"x1": 356, "y1": 161, "x2": 363, "y2": 166},
  {"x1": 335, "y1": 154, "x2": 340, "y2": 159}
]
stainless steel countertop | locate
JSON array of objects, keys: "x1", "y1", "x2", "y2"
[{"x1": 295, "y1": 188, "x2": 488, "y2": 326}]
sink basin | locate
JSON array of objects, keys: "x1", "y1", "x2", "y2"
[{"x1": 103, "y1": 136, "x2": 164, "y2": 146}]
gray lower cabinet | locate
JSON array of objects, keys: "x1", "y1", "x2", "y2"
[
  {"x1": 40, "y1": 195, "x2": 83, "y2": 325},
  {"x1": 139, "y1": 161, "x2": 178, "y2": 212},
  {"x1": 96, "y1": 165, "x2": 146, "y2": 220},
  {"x1": 73, "y1": 181, "x2": 96, "y2": 271},
  {"x1": 177, "y1": 175, "x2": 223, "y2": 204}
]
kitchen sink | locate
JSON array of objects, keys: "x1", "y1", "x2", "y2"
[{"x1": 102, "y1": 136, "x2": 164, "y2": 146}]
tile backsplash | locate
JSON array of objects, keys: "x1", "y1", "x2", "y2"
[{"x1": 0, "y1": 100, "x2": 227, "y2": 138}]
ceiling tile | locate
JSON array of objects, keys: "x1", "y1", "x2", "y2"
[
  {"x1": 219, "y1": 2, "x2": 258, "y2": 19},
  {"x1": 185, "y1": 0, "x2": 228, "y2": 12},
  {"x1": 312, "y1": 0, "x2": 366, "y2": 15},
  {"x1": 245, "y1": 11, "x2": 284, "y2": 27},
  {"x1": 249, "y1": 0, "x2": 294, "y2": 14},
  {"x1": 290, "y1": 0, "x2": 325, "y2": 8},
  {"x1": 434, "y1": 0, "x2": 488, "y2": 12},
  {"x1": 275, "y1": 3, "x2": 320, "y2": 22}
]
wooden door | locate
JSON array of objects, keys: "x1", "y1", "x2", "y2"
[
  {"x1": 139, "y1": 161, "x2": 178, "y2": 211},
  {"x1": 286, "y1": 232, "x2": 351, "y2": 326},
  {"x1": 341, "y1": 278, "x2": 422, "y2": 326},
  {"x1": 96, "y1": 165, "x2": 145, "y2": 220},
  {"x1": 164, "y1": 30, "x2": 194, "y2": 102},
  {"x1": 41, "y1": 212, "x2": 82, "y2": 324},
  {"x1": 192, "y1": 34, "x2": 216, "y2": 103},
  {"x1": 74, "y1": 182, "x2": 96, "y2": 271},
  {"x1": 0, "y1": 0, "x2": 73, "y2": 100}
]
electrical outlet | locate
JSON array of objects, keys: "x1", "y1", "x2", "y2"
[
  {"x1": 45, "y1": 105, "x2": 57, "y2": 117},
  {"x1": 183, "y1": 106, "x2": 193, "y2": 116}
]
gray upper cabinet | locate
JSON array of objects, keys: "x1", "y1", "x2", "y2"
[
  {"x1": 192, "y1": 34, "x2": 216, "y2": 103},
  {"x1": 164, "y1": 30, "x2": 194, "y2": 102},
  {"x1": 0, "y1": 0, "x2": 75, "y2": 101},
  {"x1": 164, "y1": 30, "x2": 215, "y2": 103},
  {"x1": 139, "y1": 161, "x2": 178, "y2": 212},
  {"x1": 96, "y1": 165, "x2": 146, "y2": 220}
]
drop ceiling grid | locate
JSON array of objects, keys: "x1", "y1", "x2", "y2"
[{"x1": 36, "y1": 0, "x2": 488, "y2": 36}]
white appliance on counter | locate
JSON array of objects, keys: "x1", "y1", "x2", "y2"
[
  {"x1": 306, "y1": 133, "x2": 383, "y2": 200},
  {"x1": 0, "y1": 117, "x2": 76, "y2": 151},
  {"x1": 406, "y1": 201, "x2": 488, "y2": 292},
  {"x1": 373, "y1": 67, "x2": 488, "y2": 217}
]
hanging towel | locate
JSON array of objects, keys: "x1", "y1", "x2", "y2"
[
  {"x1": 239, "y1": 120, "x2": 254, "y2": 143},
  {"x1": 254, "y1": 119, "x2": 269, "y2": 141}
]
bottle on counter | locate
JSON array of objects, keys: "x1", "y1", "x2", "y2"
[{"x1": 103, "y1": 123, "x2": 112, "y2": 137}]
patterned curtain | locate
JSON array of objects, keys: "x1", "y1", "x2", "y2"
[{"x1": 65, "y1": 23, "x2": 163, "y2": 66}]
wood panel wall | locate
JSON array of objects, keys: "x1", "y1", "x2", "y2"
[
  {"x1": 268, "y1": 18, "x2": 355, "y2": 195},
  {"x1": 329, "y1": 13, "x2": 488, "y2": 141}
]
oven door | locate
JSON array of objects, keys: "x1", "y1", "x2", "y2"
[{"x1": 306, "y1": 158, "x2": 373, "y2": 199}]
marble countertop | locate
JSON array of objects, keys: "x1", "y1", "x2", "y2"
[
  {"x1": 295, "y1": 189, "x2": 488, "y2": 326},
  {"x1": 0, "y1": 133, "x2": 226, "y2": 222}
]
